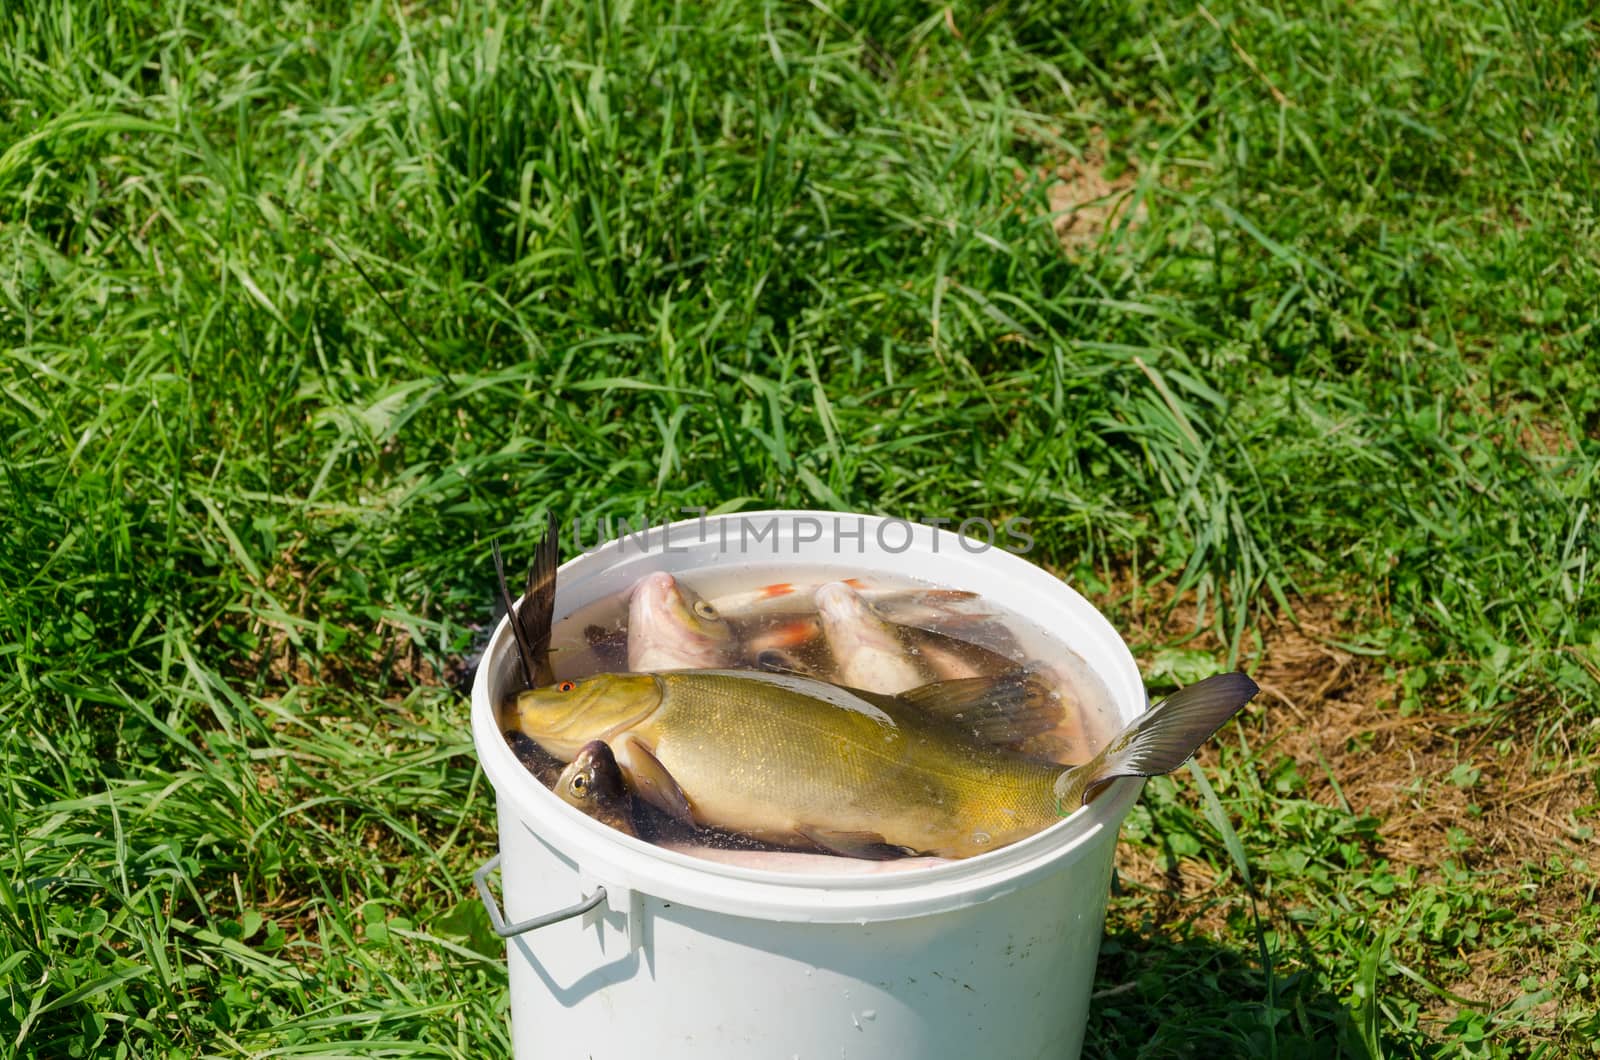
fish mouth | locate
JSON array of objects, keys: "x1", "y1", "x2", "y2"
[
  {"x1": 629, "y1": 571, "x2": 730, "y2": 662},
  {"x1": 813, "y1": 582, "x2": 859, "y2": 622},
  {"x1": 631, "y1": 572, "x2": 701, "y2": 630},
  {"x1": 815, "y1": 582, "x2": 892, "y2": 651},
  {"x1": 630, "y1": 571, "x2": 682, "y2": 615}
]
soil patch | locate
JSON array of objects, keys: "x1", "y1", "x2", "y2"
[
  {"x1": 1045, "y1": 141, "x2": 1146, "y2": 252},
  {"x1": 1103, "y1": 585, "x2": 1598, "y2": 1020}
]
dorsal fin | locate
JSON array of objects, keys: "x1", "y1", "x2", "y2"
[
  {"x1": 520, "y1": 511, "x2": 559, "y2": 687},
  {"x1": 493, "y1": 541, "x2": 536, "y2": 691},
  {"x1": 894, "y1": 671, "x2": 1064, "y2": 745}
]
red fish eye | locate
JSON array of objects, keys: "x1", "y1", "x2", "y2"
[{"x1": 557, "y1": 681, "x2": 577, "y2": 692}]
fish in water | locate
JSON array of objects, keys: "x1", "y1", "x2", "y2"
[
  {"x1": 750, "y1": 645, "x2": 823, "y2": 678},
  {"x1": 815, "y1": 580, "x2": 1024, "y2": 694},
  {"x1": 735, "y1": 613, "x2": 834, "y2": 676},
  {"x1": 552, "y1": 740, "x2": 639, "y2": 838},
  {"x1": 510, "y1": 668, "x2": 1259, "y2": 860},
  {"x1": 710, "y1": 578, "x2": 991, "y2": 625},
  {"x1": 581, "y1": 609, "x2": 823, "y2": 676},
  {"x1": 626, "y1": 571, "x2": 738, "y2": 671},
  {"x1": 814, "y1": 581, "x2": 924, "y2": 692}
]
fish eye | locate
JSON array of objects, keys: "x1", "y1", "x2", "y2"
[
  {"x1": 693, "y1": 600, "x2": 719, "y2": 620},
  {"x1": 557, "y1": 680, "x2": 577, "y2": 692},
  {"x1": 571, "y1": 774, "x2": 587, "y2": 793}
]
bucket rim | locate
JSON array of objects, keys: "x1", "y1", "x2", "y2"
[{"x1": 470, "y1": 509, "x2": 1146, "y2": 923}]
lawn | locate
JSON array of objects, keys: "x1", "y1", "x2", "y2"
[{"x1": 1, "y1": 0, "x2": 1596, "y2": 1056}]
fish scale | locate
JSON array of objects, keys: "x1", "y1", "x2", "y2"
[{"x1": 522, "y1": 669, "x2": 1066, "y2": 858}]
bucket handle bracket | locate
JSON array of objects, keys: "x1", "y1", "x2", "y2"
[{"x1": 474, "y1": 854, "x2": 607, "y2": 939}]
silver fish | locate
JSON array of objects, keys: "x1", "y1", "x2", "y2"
[{"x1": 626, "y1": 571, "x2": 738, "y2": 671}]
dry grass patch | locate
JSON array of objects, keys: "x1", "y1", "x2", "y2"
[
  {"x1": 1045, "y1": 139, "x2": 1147, "y2": 252},
  {"x1": 1109, "y1": 587, "x2": 1598, "y2": 979}
]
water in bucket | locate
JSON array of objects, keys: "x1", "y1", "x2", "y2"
[{"x1": 501, "y1": 563, "x2": 1123, "y2": 862}]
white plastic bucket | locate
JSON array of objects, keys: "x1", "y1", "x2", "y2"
[{"x1": 470, "y1": 511, "x2": 1148, "y2": 1059}]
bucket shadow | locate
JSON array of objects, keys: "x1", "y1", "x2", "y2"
[
  {"x1": 1087, "y1": 930, "x2": 1343, "y2": 1058},
  {"x1": 511, "y1": 926, "x2": 642, "y2": 1007},
  {"x1": 1083, "y1": 922, "x2": 1425, "y2": 1059}
]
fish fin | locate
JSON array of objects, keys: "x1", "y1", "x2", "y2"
[
  {"x1": 754, "y1": 649, "x2": 814, "y2": 677},
  {"x1": 797, "y1": 826, "x2": 913, "y2": 861},
  {"x1": 1054, "y1": 672, "x2": 1260, "y2": 808},
  {"x1": 896, "y1": 671, "x2": 1064, "y2": 745},
  {"x1": 520, "y1": 512, "x2": 560, "y2": 688},
  {"x1": 916, "y1": 588, "x2": 980, "y2": 604},
  {"x1": 910, "y1": 617, "x2": 1023, "y2": 665},
  {"x1": 492, "y1": 514, "x2": 559, "y2": 691},
  {"x1": 493, "y1": 542, "x2": 538, "y2": 691},
  {"x1": 612, "y1": 737, "x2": 693, "y2": 824},
  {"x1": 883, "y1": 623, "x2": 1024, "y2": 683}
]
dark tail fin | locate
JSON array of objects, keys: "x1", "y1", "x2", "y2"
[
  {"x1": 521, "y1": 512, "x2": 559, "y2": 687},
  {"x1": 1054, "y1": 671, "x2": 1260, "y2": 808},
  {"x1": 493, "y1": 512, "x2": 560, "y2": 691}
]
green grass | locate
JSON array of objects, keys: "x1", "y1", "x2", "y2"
[{"x1": 1, "y1": 0, "x2": 1596, "y2": 1055}]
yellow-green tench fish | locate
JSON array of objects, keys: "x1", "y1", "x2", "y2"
[{"x1": 513, "y1": 669, "x2": 1257, "y2": 860}]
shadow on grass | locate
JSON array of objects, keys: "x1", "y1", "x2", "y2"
[{"x1": 1084, "y1": 928, "x2": 1407, "y2": 1060}]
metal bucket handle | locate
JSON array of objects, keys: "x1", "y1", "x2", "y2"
[{"x1": 474, "y1": 854, "x2": 607, "y2": 939}]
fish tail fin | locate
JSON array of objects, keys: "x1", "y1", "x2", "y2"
[
  {"x1": 1054, "y1": 672, "x2": 1260, "y2": 809},
  {"x1": 493, "y1": 512, "x2": 561, "y2": 691},
  {"x1": 493, "y1": 540, "x2": 536, "y2": 690},
  {"x1": 521, "y1": 511, "x2": 560, "y2": 687}
]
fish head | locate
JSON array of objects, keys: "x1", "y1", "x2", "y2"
[
  {"x1": 815, "y1": 581, "x2": 901, "y2": 654},
  {"x1": 627, "y1": 571, "x2": 736, "y2": 669},
  {"x1": 554, "y1": 739, "x2": 629, "y2": 808},
  {"x1": 514, "y1": 673, "x2": 664, "y2": 759}
]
